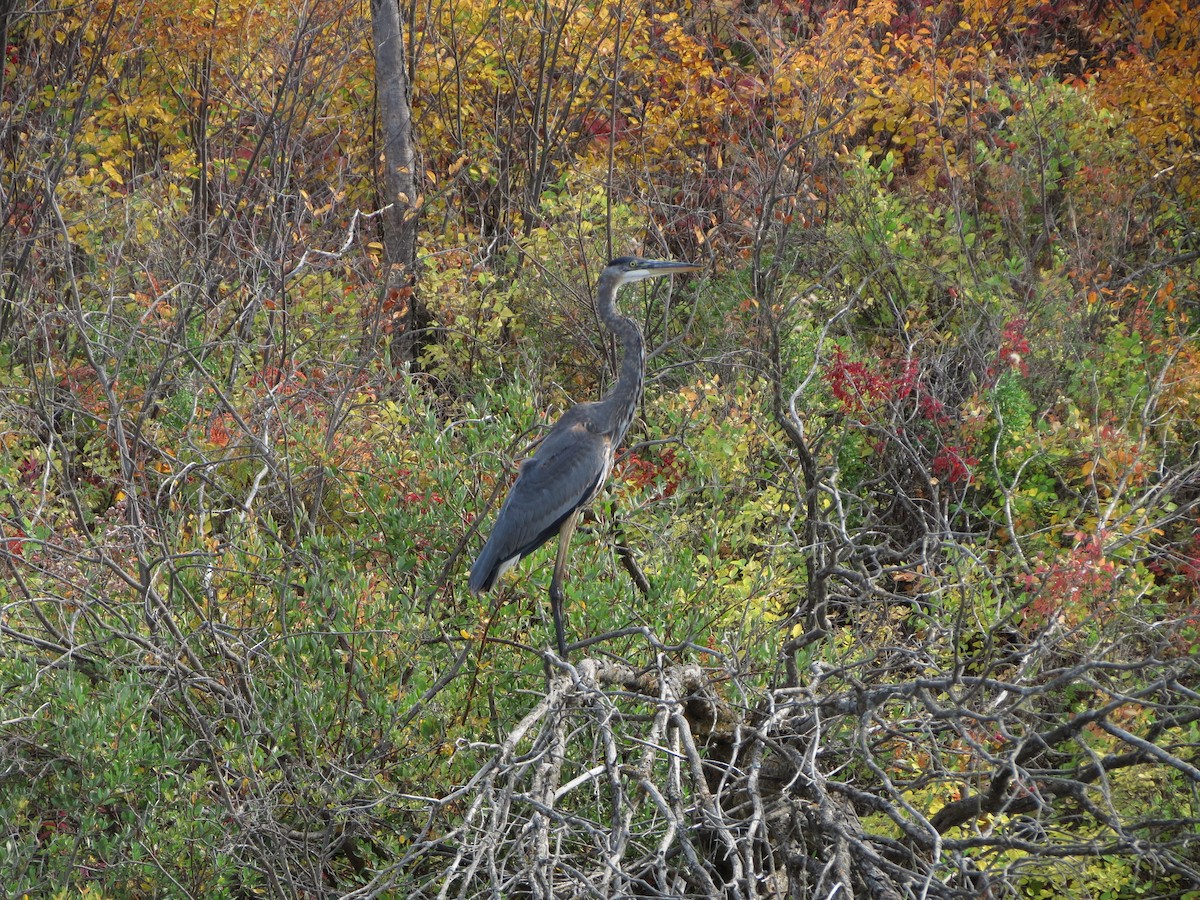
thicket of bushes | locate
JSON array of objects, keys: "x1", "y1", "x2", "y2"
[{"x1": 2, "y1": 0, "x2": 1197, "y2": 896}]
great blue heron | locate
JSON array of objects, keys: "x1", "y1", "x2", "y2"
[{"x1": 468, "y1": 256, "x2": 701, "y2": 657}]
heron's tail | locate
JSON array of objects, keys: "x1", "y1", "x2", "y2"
[
  {"x1": 469, "y1": 509, "x2": 564, "y2": 594},
  {"x1": 468, "y1": 537, "x2": 507, "y2": 595}
]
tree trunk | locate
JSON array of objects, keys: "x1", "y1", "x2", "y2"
[{"x1": 369, "y1": 0, "x2": 424, "y2": 366}]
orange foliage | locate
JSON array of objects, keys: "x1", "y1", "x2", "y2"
[
  {"x1": 1092, "y1": 0, "x2": 1200, "y2": 200},
  {"x1": 6, "y1": 0, "x2": 1195, "y2": 296}
]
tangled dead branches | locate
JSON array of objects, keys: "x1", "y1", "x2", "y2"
[{"x1": 355, "y1": 640, "x2": 1199, "y2": 899}]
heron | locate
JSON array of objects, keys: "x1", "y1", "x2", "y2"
[{"x1": 468, "y1": 256, "x2": 702, "y2": 658}]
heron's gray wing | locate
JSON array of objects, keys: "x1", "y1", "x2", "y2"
[{"x1": 469, "y1": 420, "x2": 613, "y2": 593}]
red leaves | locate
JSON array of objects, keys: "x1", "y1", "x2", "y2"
[
  {"x1": 620, "y1": 447, "x2": 685, "y2": 500},
  {"x1": 824, "y1": 346, "x2": 977, "y2": 486},
  {"x1": 2, "y1": 527, "x2": 26, "y2": 557},
  {"x1": 988, "y1": 318, "x2": 1030, "y2": 381},
  {"x1": 824, "y1": 346, "x2": 911, "y2": 414},
  {"x1": 208, "y1": 415, "x2": 232, "y2": 449},
  {"x1": 402, "y1": 490, "x2": 443, "y2": 506},
  {"x1": 931, "y1": 446, "x2": 975, "y2": 484},
  {"x1": 1022, "y1": 531, "x2": 1120, "y2": 629}
]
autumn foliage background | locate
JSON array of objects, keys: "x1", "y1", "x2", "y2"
[{"x1": 2, "y1": 0, "x2": 1199, "y2": 896}]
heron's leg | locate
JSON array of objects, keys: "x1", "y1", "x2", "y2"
[{"x1": 549, "y1": 510, "x2": 579, "y2": 658}]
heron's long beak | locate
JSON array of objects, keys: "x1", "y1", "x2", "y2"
[{"x1": 638, "y1": 258, "x2": 703, "y2": 274}]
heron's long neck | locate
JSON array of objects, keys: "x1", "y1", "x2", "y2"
[{"x1": 597, "y1": 278, "x2": 645, "y2": 444}]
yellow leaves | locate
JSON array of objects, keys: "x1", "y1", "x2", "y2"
[
  {"x1": 1155, "y1": 279, "x2": 1176, "y2": 313},
  {"x1": 862, "y1": 0, "x2": 897, "y2": 28},
  {"x1": 53, "y1": 887, "x2": 109, "y2": 900},
  {"x1": 1139, "y1": 0, "x2": 1180, "y2": 45},
  {"x1": 0, "y1": 428, "x2": 21, "y2": 452},
  {"x1": 1092, "y1": 4, "x2": 1200, "y2": 201}
]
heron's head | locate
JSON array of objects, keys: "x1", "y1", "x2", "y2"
[{"x1": 605, "y1": 256, "x2": 702, "y2": 287}]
